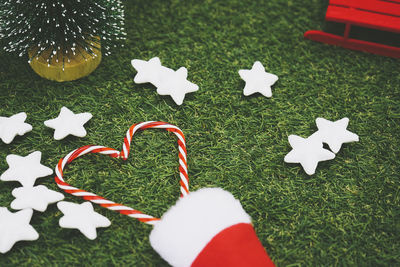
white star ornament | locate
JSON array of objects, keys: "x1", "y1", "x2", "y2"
[
  {"x1": 315, "y1": 117, "x2": 359, "y2": 153},
  {"x1": 0, "y1": 112, "x2": 32, "y2": 144},
  {"x1": 44, "y1": 107, "x2": 92, "y2": 140},
  {"x1": 131, "y1": 57, "x2": 166, "y2": 86},
  {"x1": 284, "y1": 134, "x2": 335, "y2": 175},
  {"x1": 239, "y1": 61, "x2": 278, "y2": 97},
  {"x1": 0, "y1": 151, "x2": 53, "y2": 187},
  {"x1": 0, "y1": 208, "x2": 39, "y2": 254},
  {"x1": 11, "y1": 185, "x2": 64, "y2": 212},
  {"x1": 57, "y1": 201, "x2": 111, "y2": 240},
  {"x1": 156, "y1": 67, "x2": 199, "y2": 105}
]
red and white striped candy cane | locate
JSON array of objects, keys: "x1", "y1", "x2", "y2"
[{"x1": 54, "y1": 121, "x2": 189, "y2": 225}]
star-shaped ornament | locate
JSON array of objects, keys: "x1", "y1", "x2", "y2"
[
  {"x1": 57, "y1": 201, "x2": 111, "y2": 240},
  {"x1": 131, "y1": 57, "x2": 166, "y2": 87},
  {"x1": 156, "y1": 67, "x2": 199, "y2": 105},
  {"x1": 1, "y1": 151, "x2": 53, "y2": 187},
  {"x1": 239, "y1": 61, "x2": 278, "y2": 97},
  {"x1": 0, "y1": 112, "x2": 32, "y2": 144},
  {"x1": 44, "y1": 107, "x2": 92, "y2": 140},
  {"x1": 284, "y1": 133, "x2": 335, "y2": 175},
  {"x1": 0, "y1": 208, "x2": 39, "y2": 254},
  {"x1": 131, "y1": 57, "x2": 198, "y2": 105},
  {"x1": 11, "y1": 185, "x2": 64, "y2": 212},
  {"x1": 315, "y1": 117, "x2": 359, "y2": 153}
]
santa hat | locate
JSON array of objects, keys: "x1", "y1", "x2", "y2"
[{"x1": 150, "y1": 187, "x2": 275, "y2": 267}]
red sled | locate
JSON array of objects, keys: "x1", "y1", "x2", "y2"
[{"x1": 304, "y1": 0, "x2": 400, "y2": 58}]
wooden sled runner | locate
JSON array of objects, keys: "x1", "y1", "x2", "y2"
[{"x1": 304, "y1": 0, "x2": 400, "y2": 58}]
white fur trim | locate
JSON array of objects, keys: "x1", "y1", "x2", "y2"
[{"x1": 149, "y1": 187, "x2": 252, "y2": 267}]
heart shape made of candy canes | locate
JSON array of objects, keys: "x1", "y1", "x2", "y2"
[{"x1": 54, "y1": 121, "x2": 189, "y2": 225}]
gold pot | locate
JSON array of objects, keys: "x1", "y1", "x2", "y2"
[{"x1": 28, "y1": 41, "x2": 101, "y2": 82}]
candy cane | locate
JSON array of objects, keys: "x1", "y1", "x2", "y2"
[{"x1": 54, "y1": 121, "x2": 189, "y2": 225}]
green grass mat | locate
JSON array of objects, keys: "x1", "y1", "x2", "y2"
[{"x1": 0, "y1": 0, "x2": 399, "y2": 265}]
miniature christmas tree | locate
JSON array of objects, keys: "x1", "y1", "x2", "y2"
[{"x1": 0, "y1": 0, "x2": 126, "y2": 81}]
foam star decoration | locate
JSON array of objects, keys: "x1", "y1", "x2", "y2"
[
  {"x1": 44, "y1": 107, "x2": 92, "y2": 140},
  {"x1": 131, "y1": 57, "x2": 166, "y2": 86},
  {"x1": 0, "y1": 112, "x2": 32, "y2": 144},
  {"x1": 315, "y1": 117, "x2": 359, "y2": 153},
  {"x1": 11, "y1": 185, "x2": 64, "y2": 212},
  {"x1": 0, "y1": 208, "x2": 39, "y2": 254},
  {"x1": 284, "y1": 133, "x2": 336, "y2": 175},
  {"x1": 238, "y1": 61, "x2": 278, "y2": 97},
  {"x1": 57, "y1": 201, "x2": 111, "y2": 240},
  {"x1": 156, "y1": 67, "x2": 199, "y2": 105},
  {"x1": 1, "y1": 151, "x2": 53, "y2": 187}
]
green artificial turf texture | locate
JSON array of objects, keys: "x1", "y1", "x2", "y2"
[{"x1": 1, "y1": 0, "x2": 399, "y2": 266}]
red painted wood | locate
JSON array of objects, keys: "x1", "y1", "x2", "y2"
[
  {"x1": 305, "y1": 30, "x2": 400, "y2": 58},
  {"x1": 330, "y1": 0, "x2": 400, "y2": 17},
  {"x1": 305, "y1": 0, "x2": 400, "y2": 57},
  {"x1": 326, "y1": 5, "x2": 400, "y2": 33},
  {"x1": 343, "y1": 23, "x2": 351, "y2": 39}
]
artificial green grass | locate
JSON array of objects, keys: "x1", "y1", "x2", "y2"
[{"x1": 0, "y1": 0, "x2": 399, "y2": 266}]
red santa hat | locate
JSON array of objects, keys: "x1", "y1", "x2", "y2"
[{"x1": 150, "y1": 187, "x2": 275, "y2": 267}]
